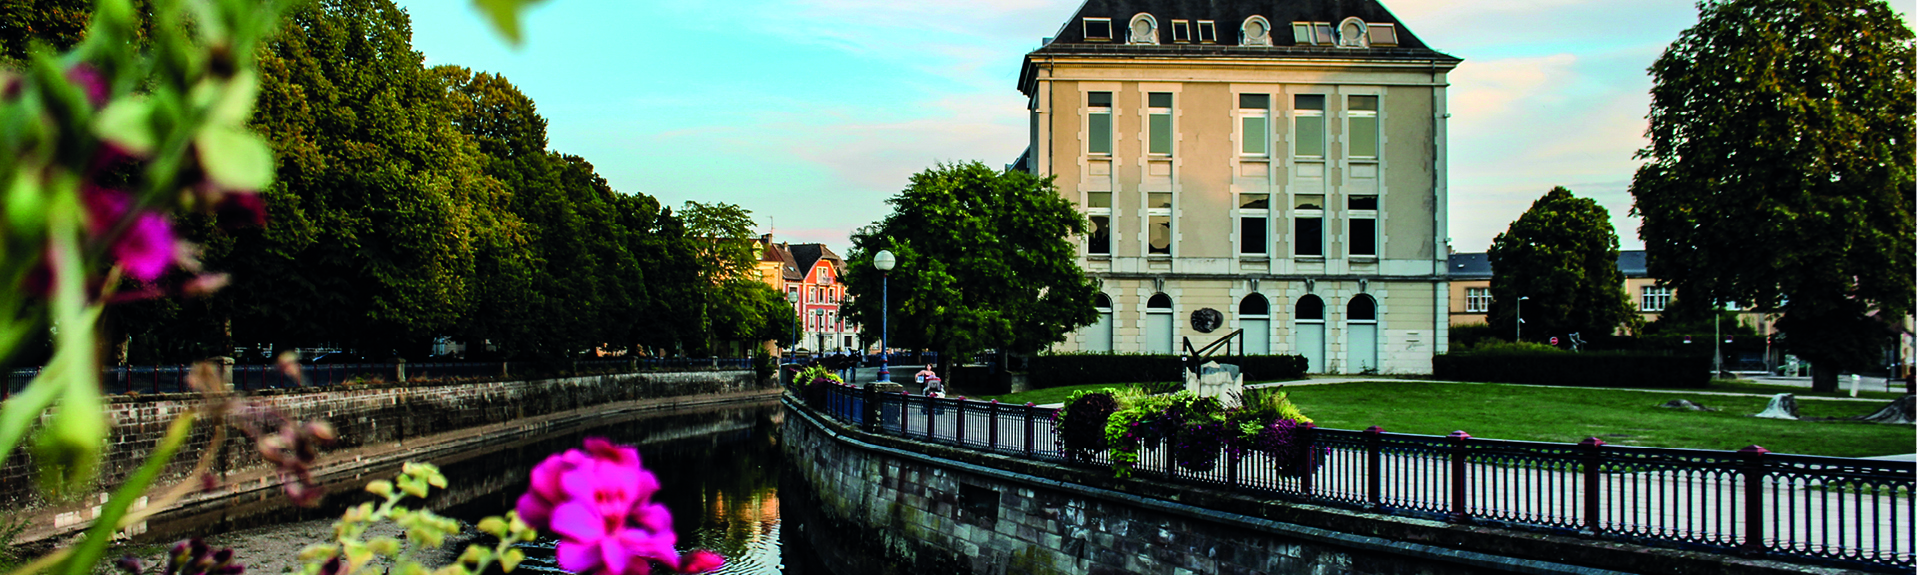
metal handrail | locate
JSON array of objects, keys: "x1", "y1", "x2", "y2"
[
  {"x1": 5, "y1": 356, "x2": 757, "y2": 397},
  {"x1": 792, "y1": 382, "x2": 1917, "y2": 571}
]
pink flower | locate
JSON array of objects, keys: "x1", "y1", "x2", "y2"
[
  {"x1": 82, "y1": 185, "x2": 178, "y2": 282},
  {"x1": 516, "y1": 438, "x2": 722, "y2": 575}
]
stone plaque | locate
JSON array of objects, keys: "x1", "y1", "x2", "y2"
[{"x1": 1190, "y1": 308, "x2": 1223, "y2": 333}]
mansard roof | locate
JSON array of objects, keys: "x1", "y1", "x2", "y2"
[
  {"x1": 790, "y1": 244, "x2": 844, "y2": 281},
  {"x1": 1019, "y1": 0, "x2": 1459, "y2": 94}
]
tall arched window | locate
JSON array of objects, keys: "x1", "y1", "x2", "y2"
[
  {"x1": 1146, "y1": 293, "x2": 1175, "y2": 354},
  {"x1": 1086, "y1": 293, "x2": 1115, "y2": 352},
  {"x1": 1346, "y1": 295, "x2": 1378, "y2": 373},
  {"x1": 1294, "y1": 295, "x2": 1325, "y2": 372},
  {"x1": 1239, "y1": 294, "x2": 1271, "y2": 354}
]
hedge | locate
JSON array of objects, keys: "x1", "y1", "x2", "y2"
[
  {"x1": 1028, "y1": 353, "x2": 1309, "y2": 389},
  {"x1": 1432, "y1": 350, "x2": 1710, "y2": 388}
]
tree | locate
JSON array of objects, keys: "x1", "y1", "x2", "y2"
[
  {"x1": 676, "y1": 201, "x2": 760, "y2": 356},
  {"x1": 1488, "y1": 187, "x2": 1636, "y2": 343},
  {"x1": 841, "y1": 162, "x2": 1100, "y2": 381},
  {"x1": 1629, "y1": 0, "x2": 1915, "y2": 391}
]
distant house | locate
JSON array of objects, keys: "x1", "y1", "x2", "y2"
[
  {"x1": 1446, "y1": 250, "x2": 1772, "y2": 334},
  {"x1": 759, "y1": 242, "x2": 858, "y2": 353}
]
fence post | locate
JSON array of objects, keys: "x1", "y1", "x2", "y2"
[
  {"x1": 900, "y1": 391, "x2": 909, "y2": 434},
  {"x1": 395, "y1": 358, "x2": 407, "y2": 384},
  {"x1": 151, "y1": 364, "x2": 159, "y2": 395},
  {"x1": 1447, "y1": 430, "x2": 1471, "y2": 524},
  {"x1": 1365, "y1": 425, "x2": 1383, "y2": 511},
  {"x1": 1738, "y1": 445, "x2": 1769, "y2": 554},
  {"x1": 1577, "y1": 437, "x2": 1605, "y2": 535},
  {"x1": 1023, "y1": 403, "x2": 1036, "y2": 458},
  {"x1": 988, "y1": 400, "x2": 999, "y2": 452},
  {"x1": 1300, "y1": 422, "x2": 1317, "y2": 496},
  {"x1": 954, "y1": 398, "x2": 966, "y2": 446},
  {"x1": 862, "y1": 384, "x2": 879, "y2": 432}
]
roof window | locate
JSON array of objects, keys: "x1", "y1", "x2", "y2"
[
  {"x1": 1128, "y1": 13, "x2": 1159, "y2": 45},
  {"x1": 1240, "y1": 16, "x2": 1273, "y2": 46},
  {"x1": 1083, "y1": 18, "x2": 1112, "y2": 41},
  {"x1": 1197, "y1": 20, "x2": 1217, "y2": 43},
  {"x1": 1367, "y1": 24, "x2": 1398, "y2": 46},
  {"x1": 1291, "y1": 22, "x2": 1335, "y2": 45},
  {"x1": 1171, "y1": 19, "x2": 1191, "y2": 43}
]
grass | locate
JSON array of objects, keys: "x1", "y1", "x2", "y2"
[
  {"x1": 1686, "y1": 378, "x2": 1911, "y2": 400},
  {"x1": 982, "y1": 380, "x2": 1913, "y2": 458},
  {"x1": 1279, "y1": 381, "x2": 1911, "y2": 457},
  {"x1": 976, "y1": 382, "x2": 1167, "y2": 406}
]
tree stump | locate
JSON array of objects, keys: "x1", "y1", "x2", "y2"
[{"x1": 1859, "y1": 395, "x2": 1916, "y2": 425}]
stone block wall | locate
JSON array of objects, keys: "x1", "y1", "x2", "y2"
[
  {"x1": 784, "y1": 407, "x2": 1441, "y2": 575},
  {"x1": 1, "y1": 370, "x2": 762, "y2": 513}
]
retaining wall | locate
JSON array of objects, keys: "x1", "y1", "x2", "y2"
[
  {"x1": 8, "y1": 369, "x2": 766, "y2": 541},
  {"x1": 781, "y1": 395, "x2": 1845, "y2": 575}
]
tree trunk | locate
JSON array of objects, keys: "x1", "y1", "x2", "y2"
[{"x1": 1810, "y1": 362, "x2": 1840, "y2": 393}]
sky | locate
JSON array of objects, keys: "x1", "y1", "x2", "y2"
[{"x1": 397, "y1": 0, "x2": 1915, "y2": 256}]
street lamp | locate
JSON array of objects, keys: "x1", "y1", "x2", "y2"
[
  {"x1": 786, "y1": 290, "x2": 800, "y2": 362},
  {"x1": 1515, "y1": 296, "x2": 1530, "y2": 342},
  {"x1": 874, "y1": 250, "x2": 896, "y2": 383}
]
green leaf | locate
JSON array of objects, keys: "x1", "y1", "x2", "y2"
[
  {"x1": 500, "y1": 549, "x2": 524, "y2": 571},
  {"x1": 472, "y1": 0, "x2": 549, "y2": 45},
  {"x1": 194, "y1": 127, "x2": 275, "y2": 191},
  {"x1": 207, "y1": 71, "x2": 260, "y2": 127},
  {"x1": 476, "y1": 517, "x2": 506, "y2": 536},
  {"x1": 95, "y1": 97, "x2": 157, "y2": 156}
]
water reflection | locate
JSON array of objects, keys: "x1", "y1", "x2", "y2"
[{"x1": 138, "y1": 400, "x2": 829, "y2": 574}]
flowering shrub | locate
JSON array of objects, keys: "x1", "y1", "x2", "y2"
[
  {"x1": 1059, "y1": 384, "x2": 1317, "y2": 477},
  {"x1": 790, "y1": 365, "x2": 844, "y2": 405}
]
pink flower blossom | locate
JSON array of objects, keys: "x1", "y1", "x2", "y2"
[
  {"x1": 516, "y1": 438, "x2": 722, "y2": 575},
  {"x1": 82, "y1": 185, "x2": 178, "y2": 282}
]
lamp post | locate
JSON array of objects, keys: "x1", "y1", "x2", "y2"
[
  {"x1": 874, "y1": 250, "x2": 896, "y2": 383},
  {"x1": 1515, "y1": 296, "x2": 1530, "y2": 342},
  {"x1": 786, "y1": 290, "x2": 799, "y2": 362}
]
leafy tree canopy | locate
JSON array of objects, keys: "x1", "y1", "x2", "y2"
[
  {"x1": 1629, "y1": 0, "x2": 1915, "y2": 389},
  {"x1": 1488, "y1": 187, "x2": 1637, "y2": 343},
  {"x1": 842, "y1": 162, "x2": 1099, "y2": 375}
]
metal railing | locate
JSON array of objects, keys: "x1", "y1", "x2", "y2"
[
  {"x1": 794, "y1": 381, "x2": 1916, "y2": 572},
  {"x1": 6, "y1": 357, "x2": 754, "y2": 397}
]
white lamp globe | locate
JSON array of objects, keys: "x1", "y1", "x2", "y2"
[{"x1": 874, "y1": 250, "x2": 896, "y2": 272}]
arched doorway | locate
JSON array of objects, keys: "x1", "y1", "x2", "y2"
[
  {"x1": 1347, "y1": 295, "x2": 1378, "y2": 373},
  {"x1": 1146, "y1": 293, "x2": 1174, "y2": 354},
  {"x1": 1239, "y1": 294, "x2": 1271, "y2": 354},
  {"x1": 1087, "y1": 293, "x2": 1114, "y2": 352},
  {"x1": 1295, "y1": 295, "x2": 1325, "y2": 372}
]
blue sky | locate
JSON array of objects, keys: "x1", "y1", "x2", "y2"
[{"x1": 398, "y1": 0, "x2": 1915, "y2": 255}]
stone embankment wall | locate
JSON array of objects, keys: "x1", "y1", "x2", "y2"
[
  {"x1": 782, "y1": 396, "x2": 1826, "y2": 575},
  {"x1": 7, "y1": 369, "x2": 767, "y2": 541}
]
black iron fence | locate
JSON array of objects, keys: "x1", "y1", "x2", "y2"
[
  {"x1": 5, "y1": 357, "x2": 754, "y2": 397},
  {"x1": 795, "y1": 381, "x2": 1916, "y2": 572}
]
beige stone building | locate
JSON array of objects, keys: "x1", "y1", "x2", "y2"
[{"x1": 1014, "y1": 0, "x2": 1459, "y2": 373}]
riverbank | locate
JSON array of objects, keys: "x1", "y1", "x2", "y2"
[{"x1": 18, "y1": 381, "x2": 780, "y2": 547}]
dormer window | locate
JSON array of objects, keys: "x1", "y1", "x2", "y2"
[
  {"x1": 1128, "y1": 14, "x2": 1159, "y2": 45},
  {"x1": 1083, "y1": 17, "x2": 1112, "y2": 41},
  {"x1": 1197, "y1": 20, "x2": 1217, "y2": 43},
  {"x1": 1240, "y1": 16, "x2": 1273, "y2": 46},
  {"x1": 1338, "y1": 17, "x2": 1368, "y2": 47},
  {"x1": 1171, "y1": 19, "x2": 1191, "y2": 43},
  {"x1": 1291, "y1": 22, "x2": 1335, "y2": 45},
  {"x1": 1367, "y1": 24, "x2": 1398, "y2": 46}
]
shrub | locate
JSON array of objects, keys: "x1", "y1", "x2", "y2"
[
  {"x1": 1433, "y1": 349, "x2": 1710, "y2": 388},
  {"x1": 1056, "y1": 391, "x2": 1120, "y2": 463}
]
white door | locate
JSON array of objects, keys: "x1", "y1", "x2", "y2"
[
  {"x1": 1087, "y1": 312, "x2": 1114, "y2": 352},
  {"x1": 1242, "y1": 319, "x2": 1270, "y2": 354},
  {"x1": 1347, "y1": 322, "x2": 1377, "y2": 373},
  {"x1": 1147, "y1": 312, "x2": 1174, "y2": 354},
  {"x1": 1296, "y1": 321, "x2": 1325, "y2": 372}
]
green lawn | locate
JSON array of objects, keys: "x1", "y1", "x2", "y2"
[
  {"x1": 1280, "y1": 381, "x2": 1911, "y2": 457},
  {"x1": 982, "y1": 380, "x2": 1913, "y2": 457},
  {"x1": 976, "y1": 383, "x2": 1158, "y2": 406}
]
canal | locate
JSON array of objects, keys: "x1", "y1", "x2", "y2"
[{"x1": 131, "y1": 399, "x2": 835, "y2": 574}]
